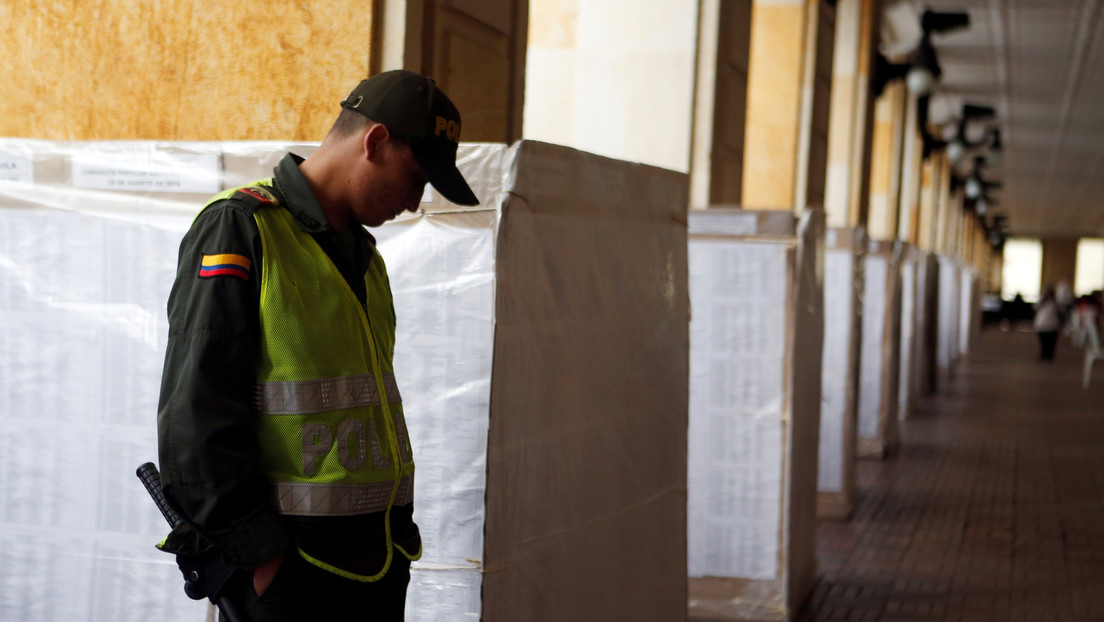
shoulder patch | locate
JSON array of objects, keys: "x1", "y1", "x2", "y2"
[
  {"x1": 237, "y1": 185, "x2": 279, "y2": 205},
  {"x1": 199, "y1": 253, "x2": 252, "y2": 281}
]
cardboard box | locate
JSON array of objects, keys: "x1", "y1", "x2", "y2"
[
  {"x1": 382, "y1": 141, "x2": 692, "y2": 622},
  {"x1": 0, "y1": 138, "x2": 252, "y2": 622},
  {"x1": 958, "y1": 267, "x2": 980, "y2": 358},
  {"x1": 0, "y1": 139, "x2": 691, "y2": 622},
  {"x1": 937, "y1": 256, "x2": 962, "y2": 381},
  {"x1": 687, "y1": 208, "x2": 824, "y2": 621},
  {"x1": 897, "y1": 244, "x2": 919, "y2": 420},
  {"x1": 818, "y1": 227, "x2": 865, "y2": 519},
  {"x1": 856, "y1": 240, "x2": 902, "y2": 459}
]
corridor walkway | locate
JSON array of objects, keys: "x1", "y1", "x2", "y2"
[{"x1": 795, "y1": 328, "x2": 1104, "y2": 621}]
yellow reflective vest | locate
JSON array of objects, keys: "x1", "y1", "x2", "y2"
[{"x1": 222, "y1": 181, "x2": 420, "y2": 580}]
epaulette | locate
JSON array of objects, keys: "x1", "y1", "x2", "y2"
[{"x1": 231, "y1": 184, "x2": 281, "y2": 210}]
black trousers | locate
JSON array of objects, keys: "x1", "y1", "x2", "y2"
[
  {"x1": 221, "y1": 552, "x2": 411, "y2": 622},
  {"x1": 1038, "y1": 330, "x2": 1059, "y2": 361}
]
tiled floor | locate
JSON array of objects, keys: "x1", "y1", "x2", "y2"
[{"x1": 795, "y1": 328, "x2": 1104, "y2": 621}]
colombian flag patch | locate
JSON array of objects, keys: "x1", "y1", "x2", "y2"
[{"x1": 199, "y1": 253, "x2": 251, "y2": 281}]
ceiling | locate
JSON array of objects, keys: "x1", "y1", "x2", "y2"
[{"x1": 880, "y1": 0, "x2": 1104, "y2": 239}]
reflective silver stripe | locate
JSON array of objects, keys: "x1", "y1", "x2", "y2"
[
  {"x1": 275, "y1": 477, "x2": 415, "y2": 516},
  {"x1": 256, "y1": 373, "x2": 402, "y2": 415}
]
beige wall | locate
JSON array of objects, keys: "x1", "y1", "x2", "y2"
[
  {"x1": 0, "y1": 1, "x2": 374, "y2": 141},
  {"x1": 524, "y1": 0, "x2": 699, "y2": 173}
]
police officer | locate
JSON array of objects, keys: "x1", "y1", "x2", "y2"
[{"x1": 156, "y1": 70, "x2": 479, "y2": 621}]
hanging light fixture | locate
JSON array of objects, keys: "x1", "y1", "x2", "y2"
[
  {"x1": 965, "y1": 176, "x2": 983, "y2": 199},
  {"x1": 906, "y1": 36, "x2": 940, "y2": 96},
  {"x1": 871, "y1": 10, "x2": 969, "y2": 98},
  {"x1": 946, "y1": 138, "x2": 967, "y2": 165},
  {"x1": 940, "y1": 104, "x2": 998, "y2": 166}
]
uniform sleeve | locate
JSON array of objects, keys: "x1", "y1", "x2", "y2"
[{"x1": 156, "y1": 201, "x2": 290, "y2": 568}]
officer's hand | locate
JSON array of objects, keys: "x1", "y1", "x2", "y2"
[{"x1": 253, "y1": 551, "x2": 286, "y2": 596}]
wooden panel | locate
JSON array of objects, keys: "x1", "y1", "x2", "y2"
[
  {"x1": 431, "y1": 5, "x2": 517, "y2": 142},
  {"x1": 711, "y1": 0, "x2": 752, "y2": 204},
  {"x1": 0, "y1": 0, "x2": 372, "y2": 141},
  {"x1": 804, "y1": 0, "x2": 836, "y2": 210}
]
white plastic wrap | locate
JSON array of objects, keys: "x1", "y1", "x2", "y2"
[
  {"x1": 859, "y1": 254, "x2": 888, "y2": 437},
  {"x1": 958, "y1": 268, "x2": 978, "y2": 357},
  {"x1": 913, "y1": 251, "x2": 939, "y2": 398},
  {"x1": 856, "y1": 241, "x2": 901, "y2": 458},
  {"x1": 937, "y1": 257, "x2": 961, "y2": 377},
  {"x1": 374, "y1": 208, "x2": 498, "y2": 622},
  {"x1": 817, "y1": 228, "x2": 865, "y2": 516},
  {"x1": 897, "y1": 245, "x2": 918, "y2": 420},
  {"x1": 687, "y1": 208, "x2": 824, "y2": 621},
  {"x1": 0, "y1": 139, "x2": 320, "y2": 622},
  {"x1": 0, "y1": 139, "x2": 691, "y2": 622}
]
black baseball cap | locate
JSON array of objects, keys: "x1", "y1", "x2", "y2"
[{"x1": 341, "y1": 70, "x2": 479, "y2": 206}]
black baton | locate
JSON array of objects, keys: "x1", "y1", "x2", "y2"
[{"x1": 136, "y1": 462, "x2": 251, "y2": 622}]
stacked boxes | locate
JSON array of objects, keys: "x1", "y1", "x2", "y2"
[
  {"x1": 0, "y1": 139, "x2": 261, "y2": 622},
  {"x1": 937, "y1": 256, "x2": 962, "y2": 380},
  {"x1": 0, "y1": 139, "x2": 692, "y2": 622},
  {"x1": 897, "y1": 244, "x2": 919, "y2": 420},
  {"x1": 687, "y1": 208, "x2": 824, "y2": 621},
  {"x1": 818, "y1": 227, "x2": 865, "y2": 518},
  {"x1": 856, "y1": 241, "x2": 902, "y2": 458},
  {"x1": 388, "y1": 141, "x2": 691, "y2": 621}
]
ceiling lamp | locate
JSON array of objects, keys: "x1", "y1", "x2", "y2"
[
  {"x1": 946, "y1": 139, "x2": 967, "y2": 165},
  {"x1": 965, "y1": 176, "x2": 982, "y2": 199},
  {"x1": 946, "y1": 104, "x2": 997, "y2": 166},
  {"x1": 872, "y1": 9, "x2": 970, "y2": 98},
  {"x1": 905, "y1": 65, "x2": 935, "y2": 96},
  {"x1": 964, "y1": 156, "x2": 1002, "y2": 202}
]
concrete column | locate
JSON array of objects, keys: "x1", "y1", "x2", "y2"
[
  {"x1": 1040, "y1": 237, "x2": 1079, "y2": 292},
  {"x1": 867, "y1": 82, "x2": 908, "y2": 240},
  {"x1": 690, "y1": 0, "x2": 753, "y2": 208},
  {"x1": 951, "y1": 195, "x2": 965, "y2": 260},
  {"x1": 371, "y1": 0, "x2": 426, "y2": 73},
  {"x1": 524, "y1": 0, "x2": 699, "y2": 172},
  {"x1": 989, "y1": 247, "x2": 1003, "y2": 294},
  {"x1": 932, "y1": 155, "x2": 952, "y2": 255},
  {"x1": 897, "y1": 96, "x2": 923, "y2": 243},
  {"x1": 742, "y1": 0, "x2": 837, "y2": 211},
  {"x1": 963, "y1": 216, "x2": 975, "y2": 266},
  {"x1": 916, "y1": 154, "x2": 938, "y2": 250},
  {"x1": 824, "y1": 0, "x2": 877, "y2": 228},
  {"x1": 938, "y1": 189, "x2": 957, "y2": 258}
]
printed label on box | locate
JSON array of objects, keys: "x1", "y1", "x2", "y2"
[
  {"x1": 0, "y1": 154, "x2": 34, "y2": 184},
  {"x1": 72, "y1": 152, "x2": 219, "y2": 193}
]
